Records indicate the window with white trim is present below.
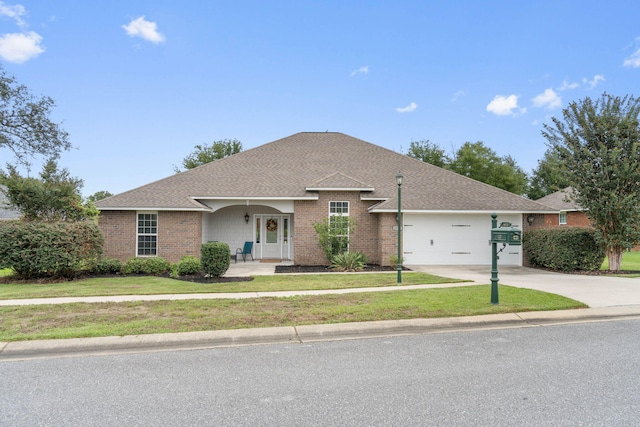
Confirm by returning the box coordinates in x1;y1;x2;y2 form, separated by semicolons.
559;211;567;225
329;201;350;254
137;212;158;256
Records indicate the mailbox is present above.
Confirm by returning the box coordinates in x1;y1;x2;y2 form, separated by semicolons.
491;225;522;246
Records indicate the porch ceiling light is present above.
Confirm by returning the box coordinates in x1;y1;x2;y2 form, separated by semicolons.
244;213;250;224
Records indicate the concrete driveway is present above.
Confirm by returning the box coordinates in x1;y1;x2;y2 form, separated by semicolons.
410;265;640;308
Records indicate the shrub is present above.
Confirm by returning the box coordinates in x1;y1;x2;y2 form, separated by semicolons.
0;220;103;279
388;254;405;269
175;255;201;276
313;216;357;264
142;257;171;275
331;251;368;272
201;242;230;278
524;227;605;271
121;257;170;275
91;258;123;275
121;257;146;275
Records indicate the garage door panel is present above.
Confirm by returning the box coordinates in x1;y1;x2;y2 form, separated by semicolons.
403;214;521;266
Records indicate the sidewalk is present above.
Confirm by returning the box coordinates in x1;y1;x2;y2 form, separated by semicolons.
2;264;640;360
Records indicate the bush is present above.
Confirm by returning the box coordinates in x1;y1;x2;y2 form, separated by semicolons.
201;242;230;278
331;251;368;272
524;227;605;271
91;258;123;275
175;255;201;276
121;257;170;275
0;220;103;279
121;257;146;275
388;254;405;269
142;257;171;275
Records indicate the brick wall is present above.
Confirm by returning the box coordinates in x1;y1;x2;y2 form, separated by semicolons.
98;210;203;263
377;213;399;266
98;210;136;262
157;211;202;263
293;192;380;265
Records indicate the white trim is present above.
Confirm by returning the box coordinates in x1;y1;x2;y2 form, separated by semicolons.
370;209;559;214
191;196;318;201
99;207;210;212
305;187;374;192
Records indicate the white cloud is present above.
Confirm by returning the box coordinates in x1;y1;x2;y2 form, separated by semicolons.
122;16;165;44
396;102;417;113
350;65;369;77
486;94;524;116
0;31;44;63
583;74;605;88
624;44;640;68
557;80;579;91
532;88;562;110
0;1;26;27
451;90;465;102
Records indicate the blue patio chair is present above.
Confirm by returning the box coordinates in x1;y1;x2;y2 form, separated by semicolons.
235;241;254;263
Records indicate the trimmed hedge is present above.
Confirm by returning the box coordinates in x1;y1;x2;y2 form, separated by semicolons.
91;258;123;275
201;242;230;278
175;255;201;276
0;220;103;279
121;257;171;275
524;227;605;271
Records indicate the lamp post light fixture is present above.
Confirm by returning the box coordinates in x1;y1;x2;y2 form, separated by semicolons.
396;172;403;284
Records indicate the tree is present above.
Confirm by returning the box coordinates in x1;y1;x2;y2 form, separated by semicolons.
406;139;450;167
527;148;571;200
0;159;97;222
448;141;529;195
174;139;243;172
542;93;640;271
0;65;71;166
87;190;113;203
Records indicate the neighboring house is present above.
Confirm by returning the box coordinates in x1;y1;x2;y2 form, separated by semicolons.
0;185;20;221
95;132;554;266
526;187;590;229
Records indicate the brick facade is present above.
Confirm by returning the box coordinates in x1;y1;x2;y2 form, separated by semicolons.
98;210;202;263
98;210;136;262
293;191;381;265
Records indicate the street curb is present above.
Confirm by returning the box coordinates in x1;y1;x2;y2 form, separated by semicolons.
2;306;639;360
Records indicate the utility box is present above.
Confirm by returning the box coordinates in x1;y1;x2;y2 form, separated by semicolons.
491;226;522;246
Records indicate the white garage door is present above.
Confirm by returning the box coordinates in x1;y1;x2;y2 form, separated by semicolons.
403;214;522;266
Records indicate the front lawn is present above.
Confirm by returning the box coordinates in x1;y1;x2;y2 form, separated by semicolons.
0;272;466;300
0;285;586;342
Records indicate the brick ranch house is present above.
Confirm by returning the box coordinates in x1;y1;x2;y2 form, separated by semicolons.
524;187;590;231
96;132;555;266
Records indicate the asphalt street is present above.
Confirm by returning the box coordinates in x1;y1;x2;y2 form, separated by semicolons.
2;318;638;426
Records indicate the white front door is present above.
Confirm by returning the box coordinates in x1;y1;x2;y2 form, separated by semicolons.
259;215;290;259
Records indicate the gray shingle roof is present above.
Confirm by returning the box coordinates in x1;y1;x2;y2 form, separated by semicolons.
536;187;582;211
96;132;554;213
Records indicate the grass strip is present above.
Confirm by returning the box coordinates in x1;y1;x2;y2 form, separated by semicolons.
0;285;586;342
0;272;465;300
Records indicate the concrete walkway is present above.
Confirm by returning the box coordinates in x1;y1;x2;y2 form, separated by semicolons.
2;262;640;360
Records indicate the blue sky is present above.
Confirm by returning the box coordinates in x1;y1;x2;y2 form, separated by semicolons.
1;1;639;197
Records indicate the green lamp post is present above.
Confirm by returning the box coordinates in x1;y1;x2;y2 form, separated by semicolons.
396;172;403;284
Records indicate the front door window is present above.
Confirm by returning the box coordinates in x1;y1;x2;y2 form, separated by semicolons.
266;217;278;244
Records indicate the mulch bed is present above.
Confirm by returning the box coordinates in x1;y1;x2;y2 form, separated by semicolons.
275;264;410;274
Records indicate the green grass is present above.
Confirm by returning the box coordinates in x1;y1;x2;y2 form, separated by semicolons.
0;285;586;341
0;272;465;300
601;251;640;275
0;268;12;278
